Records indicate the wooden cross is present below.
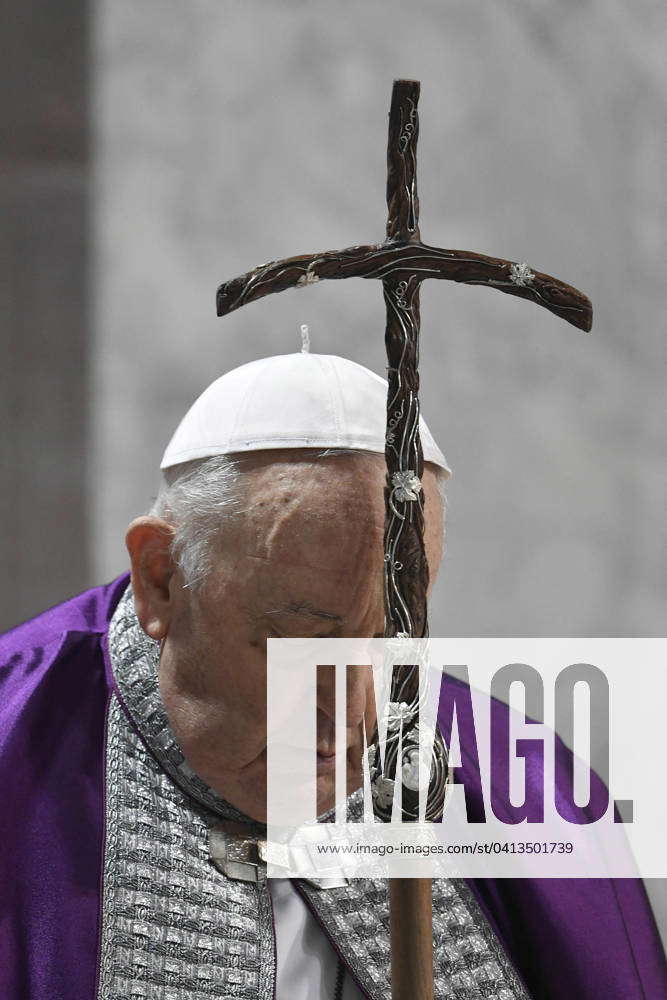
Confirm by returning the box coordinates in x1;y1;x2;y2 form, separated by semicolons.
216;79;592;1000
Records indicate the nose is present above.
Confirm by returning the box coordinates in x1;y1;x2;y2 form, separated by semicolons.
316;663;336;723
315;664;372;730
346;664;371;728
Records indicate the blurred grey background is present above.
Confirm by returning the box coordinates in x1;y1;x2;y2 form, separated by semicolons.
2;0;665;941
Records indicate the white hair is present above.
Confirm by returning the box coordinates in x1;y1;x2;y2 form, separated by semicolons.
151;450;447;590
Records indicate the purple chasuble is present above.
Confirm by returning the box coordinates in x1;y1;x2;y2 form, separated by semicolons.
0;576;665;999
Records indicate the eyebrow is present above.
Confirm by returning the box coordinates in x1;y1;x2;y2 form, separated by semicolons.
264;601;343;623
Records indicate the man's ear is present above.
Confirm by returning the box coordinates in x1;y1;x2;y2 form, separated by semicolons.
125;516;177;640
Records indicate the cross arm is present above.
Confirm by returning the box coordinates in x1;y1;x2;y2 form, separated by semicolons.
215;245;375;317
216;241;592;332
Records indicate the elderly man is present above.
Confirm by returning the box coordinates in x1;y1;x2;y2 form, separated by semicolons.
1;352;665;1000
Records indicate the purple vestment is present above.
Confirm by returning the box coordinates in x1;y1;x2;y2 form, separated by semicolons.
1;576;665;999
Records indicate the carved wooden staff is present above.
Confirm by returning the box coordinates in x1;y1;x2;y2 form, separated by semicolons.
217;79;592;999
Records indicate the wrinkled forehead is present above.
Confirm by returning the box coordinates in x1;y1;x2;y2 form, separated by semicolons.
199;451;443;623
240;453;387;558
228;451;443;570
189;454;389;627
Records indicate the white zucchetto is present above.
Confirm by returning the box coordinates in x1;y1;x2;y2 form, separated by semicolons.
161;352;451;476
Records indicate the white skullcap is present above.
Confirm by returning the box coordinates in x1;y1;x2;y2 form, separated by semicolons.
161;352;451;477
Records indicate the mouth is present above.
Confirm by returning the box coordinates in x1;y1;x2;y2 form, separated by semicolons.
316;740;358;773
316;750;337;772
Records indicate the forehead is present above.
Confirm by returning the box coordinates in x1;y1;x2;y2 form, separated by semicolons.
201;455;382;627
203;453;444;628
229;452;441;574
241;454;386;557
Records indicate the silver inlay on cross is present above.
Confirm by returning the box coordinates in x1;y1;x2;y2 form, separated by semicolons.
509;261;535;287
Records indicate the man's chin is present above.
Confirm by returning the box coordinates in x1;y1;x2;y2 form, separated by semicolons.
316;773;335;817
316;767;364;818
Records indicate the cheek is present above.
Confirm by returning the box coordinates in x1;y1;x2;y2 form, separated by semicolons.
214;633;268;717
186;607;268;724
425;518;444;582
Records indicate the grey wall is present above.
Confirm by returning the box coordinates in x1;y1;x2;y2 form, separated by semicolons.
1;1;90;629
92;0;666;643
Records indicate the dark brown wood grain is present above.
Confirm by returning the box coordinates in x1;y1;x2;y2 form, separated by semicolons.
390;879;434;1000
217;240;592;332
382;80;434;1000
386;79;421;242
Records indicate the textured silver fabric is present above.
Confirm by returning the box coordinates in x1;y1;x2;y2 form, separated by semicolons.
97;696;275;999
298;878;529;1000
98;586;275;999
99;584;530;1000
